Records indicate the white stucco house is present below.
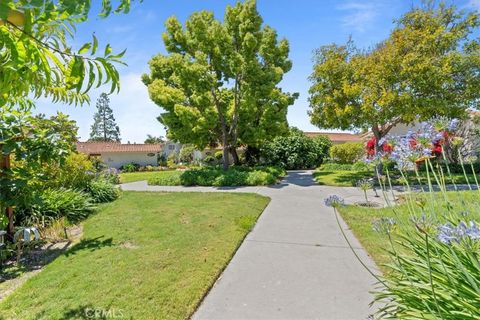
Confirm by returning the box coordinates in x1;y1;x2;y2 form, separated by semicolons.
76;142;162;169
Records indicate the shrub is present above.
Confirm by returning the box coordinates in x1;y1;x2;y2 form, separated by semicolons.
148;171;182;186
43;153;95;190
148;167;284;187
17;188;95;225
167;153;177;169
179;144;196;164
352;161;370;171
416;161;480;174
121;162;140;173
87;179;120;203
98;168;120;184
214;151;224;160
202;155;217;165
261;130;332;169
329;142;364;164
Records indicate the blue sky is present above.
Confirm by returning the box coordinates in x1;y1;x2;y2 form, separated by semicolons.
36;0;480;143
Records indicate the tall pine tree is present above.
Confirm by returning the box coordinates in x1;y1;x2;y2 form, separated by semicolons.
89;93;121;142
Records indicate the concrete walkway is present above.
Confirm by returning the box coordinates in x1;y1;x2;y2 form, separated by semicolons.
121;171;381;320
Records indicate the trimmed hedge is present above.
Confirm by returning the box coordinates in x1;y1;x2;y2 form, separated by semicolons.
148;166;285;187
416;161;480;174
329;142;364;164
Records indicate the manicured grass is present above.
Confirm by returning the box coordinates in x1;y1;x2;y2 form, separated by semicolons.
338;191;480;272
119;170;178;183
313;169;371;186
313;167;479;187
0;192;270;319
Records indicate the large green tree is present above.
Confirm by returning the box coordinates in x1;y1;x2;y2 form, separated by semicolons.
308;3;480;150
0;0;135;237
89;93;121;142
143;0;297;170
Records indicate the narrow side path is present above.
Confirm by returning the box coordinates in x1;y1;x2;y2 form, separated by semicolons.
121;171;380;320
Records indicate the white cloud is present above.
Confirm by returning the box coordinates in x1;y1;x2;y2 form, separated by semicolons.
107;73;166;143
337;1;381;33
34;73;166;143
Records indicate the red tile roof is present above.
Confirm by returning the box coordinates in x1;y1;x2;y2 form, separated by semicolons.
76;142;162;154
303;132;363;143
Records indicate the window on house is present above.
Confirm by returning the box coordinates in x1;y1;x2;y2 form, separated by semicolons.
168;145;175;150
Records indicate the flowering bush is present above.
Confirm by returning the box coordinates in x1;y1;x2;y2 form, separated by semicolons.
327;117;480;319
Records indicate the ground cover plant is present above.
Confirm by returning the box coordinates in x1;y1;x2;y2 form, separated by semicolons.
325;117;480;319
0;192;270;319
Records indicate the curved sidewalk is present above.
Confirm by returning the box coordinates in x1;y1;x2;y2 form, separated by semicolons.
121;171;381;320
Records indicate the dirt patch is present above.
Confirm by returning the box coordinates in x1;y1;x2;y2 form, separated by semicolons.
119;241;139;250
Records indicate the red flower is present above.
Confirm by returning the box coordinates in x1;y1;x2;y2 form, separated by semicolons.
366;138;376;150
383;143;393;153
432;144;442;155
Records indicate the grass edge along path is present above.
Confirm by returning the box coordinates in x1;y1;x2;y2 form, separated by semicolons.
0;191;270;320
336;191;480;273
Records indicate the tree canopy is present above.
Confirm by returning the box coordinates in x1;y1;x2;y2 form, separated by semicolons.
89;93;121;142
142;0;297;169
0;0;135;111
308;3;480;147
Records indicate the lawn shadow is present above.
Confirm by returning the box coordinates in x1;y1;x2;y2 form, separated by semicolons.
1;241;71;283
268;170;319;188
59;304;129;320
64;237;113;257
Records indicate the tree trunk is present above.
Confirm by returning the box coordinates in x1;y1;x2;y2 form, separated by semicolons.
222;129;230;171
372;125;384;176
230;147;240;165
222;145;230;171
0;153;14;239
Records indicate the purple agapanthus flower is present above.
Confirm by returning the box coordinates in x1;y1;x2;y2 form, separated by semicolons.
324;195;345;207
432;133;444;144
437;221;480;244
466;221;480;240
437;223;458;244
448;119;460;131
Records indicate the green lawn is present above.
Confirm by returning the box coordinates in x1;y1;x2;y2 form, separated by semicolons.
313;169;371;186
338;191;480;272
0;192;270;319
313;167;479;187
119;170;178;183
